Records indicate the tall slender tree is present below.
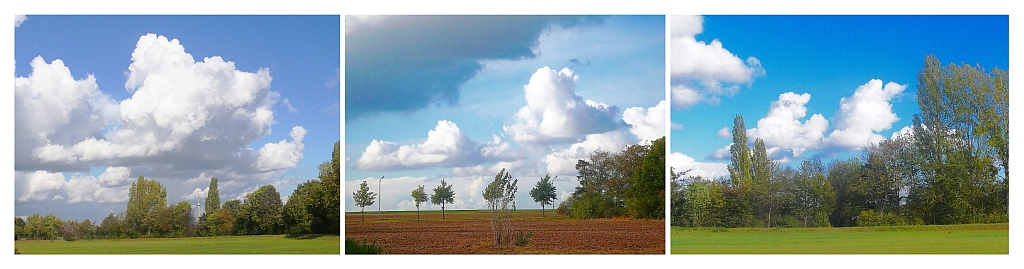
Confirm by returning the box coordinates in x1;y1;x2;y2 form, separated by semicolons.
206;177;221;215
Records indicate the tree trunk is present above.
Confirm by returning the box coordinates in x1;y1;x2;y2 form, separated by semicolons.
416;206;420;220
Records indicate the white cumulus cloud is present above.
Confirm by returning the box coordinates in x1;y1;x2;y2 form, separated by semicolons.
747;92;828;158
824;79;906;151
255;126;307;171
623;100;667;143
353;120;480;171
15;15;27;27
670;152;729;180
504;66;621;145
670;15;764;108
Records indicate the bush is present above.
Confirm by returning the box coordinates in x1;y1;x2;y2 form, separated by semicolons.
345;237;383;254
857;210;908;226
514;232;532;247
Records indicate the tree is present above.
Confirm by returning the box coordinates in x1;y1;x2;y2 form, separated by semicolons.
206;177;221;215
628;137;666;219
483;169;518;246
411;185;429;220
15;217;26;240
912;54;1007;225
727;115;753;187
283;180;313;234
174;201;195;237
125;175;167;237
530;174;558;217
750;138;781;227
352;181;376;222
431;179;455;219
239;185;284;235
827;158;864;227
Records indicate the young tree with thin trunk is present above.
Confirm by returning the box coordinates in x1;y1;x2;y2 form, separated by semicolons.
411;185;428;220
530;174;557;217
431;179;455;219
352;181;376;222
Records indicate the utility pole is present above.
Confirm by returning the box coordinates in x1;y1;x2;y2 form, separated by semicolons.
378;176;384;219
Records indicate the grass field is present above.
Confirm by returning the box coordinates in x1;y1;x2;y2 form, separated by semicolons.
670;223;1008;254
14;234;340;254
346;209;664;254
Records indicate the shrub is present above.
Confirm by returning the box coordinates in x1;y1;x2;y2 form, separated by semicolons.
857;210;908;226
514;232;533;247
345;237;383;254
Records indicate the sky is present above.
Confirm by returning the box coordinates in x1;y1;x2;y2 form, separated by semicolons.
669;15;1009;180
345;15;666;212
14;15;341;222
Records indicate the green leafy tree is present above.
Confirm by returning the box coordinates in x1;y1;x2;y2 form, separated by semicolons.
283;180;314;234
484;169;518;246
728;115;753;187
411;185;429;220
827;158;865;227
431;179;455;219
353;181;376;221
750;138;781;227
206;177;221;215
627;137;666;219
240;185;284;235
15;217;26;240
174;201;195;237
530;174;558;217
125;175;167;237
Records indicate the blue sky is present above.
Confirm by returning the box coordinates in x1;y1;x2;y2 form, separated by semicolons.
345;15;665;212
669;15;1009;179
14;15;340;221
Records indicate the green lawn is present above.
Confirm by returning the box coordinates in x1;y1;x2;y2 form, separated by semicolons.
671;223;1008;254
14;234;340;254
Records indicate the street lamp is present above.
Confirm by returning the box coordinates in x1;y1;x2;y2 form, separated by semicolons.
378;176;384;219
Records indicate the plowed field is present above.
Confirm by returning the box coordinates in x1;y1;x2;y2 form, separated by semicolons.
345;210;664;254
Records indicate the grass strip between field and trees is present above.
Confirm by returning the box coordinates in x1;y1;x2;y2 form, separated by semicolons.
671;223;1008;254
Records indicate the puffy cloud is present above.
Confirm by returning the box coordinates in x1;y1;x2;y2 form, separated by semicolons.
16;171;130;204
18;34;290;174
707;143;732;160
747;92;828;158
670;152;729;180
504;67;621;145
543;130;633;176
255;126;307;171
97;166;134;187
353;120;480;171
671;85;704;109
824;79;906;151
345;15;603;120
670;15;764;108
14;56;115;172
716;127;731;139
623;100;667;143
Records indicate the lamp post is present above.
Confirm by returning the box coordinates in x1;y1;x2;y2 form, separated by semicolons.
378;176;384;219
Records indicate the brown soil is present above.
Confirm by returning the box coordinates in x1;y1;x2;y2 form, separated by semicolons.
345;211;665;254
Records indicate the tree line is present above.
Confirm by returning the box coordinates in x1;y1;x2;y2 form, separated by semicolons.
671;55;1008;228
15;141;341;241
556;137;666;220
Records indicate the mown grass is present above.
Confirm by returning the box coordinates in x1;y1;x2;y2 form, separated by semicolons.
14;234;340;254
670;223;1008;254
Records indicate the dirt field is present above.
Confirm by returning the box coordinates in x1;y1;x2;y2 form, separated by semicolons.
345;210;664;254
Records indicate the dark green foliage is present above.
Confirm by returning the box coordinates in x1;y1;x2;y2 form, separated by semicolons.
125;176;167;237
283;180;313;234
628;137;666;219
345;237;384;254
561;138;663;219
206;177;221;214
431;179;455;219
238;185;284;235
529;174;557;217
